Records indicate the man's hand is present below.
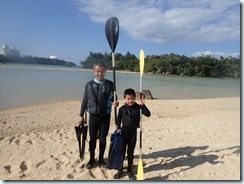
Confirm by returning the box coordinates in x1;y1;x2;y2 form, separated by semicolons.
113;100;119;107
78;116;84;125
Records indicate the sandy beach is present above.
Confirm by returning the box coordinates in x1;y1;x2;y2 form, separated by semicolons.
0;97;240;180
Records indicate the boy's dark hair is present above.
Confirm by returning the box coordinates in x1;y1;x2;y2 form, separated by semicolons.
124;88;136;98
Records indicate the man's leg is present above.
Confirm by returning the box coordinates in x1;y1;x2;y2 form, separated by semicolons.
86;114;100;169
98;114;110;167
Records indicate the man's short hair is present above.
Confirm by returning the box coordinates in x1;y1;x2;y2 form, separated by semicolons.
93;63;107;69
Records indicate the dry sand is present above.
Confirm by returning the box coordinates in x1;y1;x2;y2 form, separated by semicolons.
0;97;240;180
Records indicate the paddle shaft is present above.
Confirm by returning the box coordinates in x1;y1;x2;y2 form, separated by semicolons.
112;52;117;124
139;49;144;156
137;50;144;180
139;76;143;155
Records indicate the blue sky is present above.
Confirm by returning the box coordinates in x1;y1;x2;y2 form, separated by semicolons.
0;0;241;66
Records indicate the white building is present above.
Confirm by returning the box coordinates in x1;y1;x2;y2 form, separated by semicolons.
49;55;58;59
0;45;20;57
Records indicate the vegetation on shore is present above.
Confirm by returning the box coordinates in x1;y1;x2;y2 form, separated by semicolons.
81;52;240;78
0;52;240;79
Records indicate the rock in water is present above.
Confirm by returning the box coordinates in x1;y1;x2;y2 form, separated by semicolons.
136;90;153;100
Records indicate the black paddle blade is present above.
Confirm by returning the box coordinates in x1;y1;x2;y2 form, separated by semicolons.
105;17;119;53
75;125;82;140
81;125;88;161
75;125;82;159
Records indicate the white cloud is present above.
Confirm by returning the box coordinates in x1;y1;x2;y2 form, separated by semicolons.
73;0;240;44
192;50;240;58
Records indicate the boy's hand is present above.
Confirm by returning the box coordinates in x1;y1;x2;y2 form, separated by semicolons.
116;127;122;133
139;93;145;106
139;99;145;106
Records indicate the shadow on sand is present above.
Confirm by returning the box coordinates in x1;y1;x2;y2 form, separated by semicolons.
133;145;240;180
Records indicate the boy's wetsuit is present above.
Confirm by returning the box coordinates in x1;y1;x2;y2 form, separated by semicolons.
117;102;151;173
80;78;114;164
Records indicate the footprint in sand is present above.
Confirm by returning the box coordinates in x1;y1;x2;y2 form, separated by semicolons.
9;137;15;144
26;139;36;145
4;164;19;174
68;158;86;173
51;153;70;167
39;133;48;141
4;165;11;172
9;137;36;145
56;162;62;170
74;162;85;172
67;173;75;179
8;137;22;145
56;154;70;164
20;160;32;175
65;171;82;179
0;137;5;142
87;167;110;180
36;159;47;169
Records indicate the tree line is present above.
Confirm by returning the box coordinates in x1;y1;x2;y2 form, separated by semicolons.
0;55;76;66
81;52;240;78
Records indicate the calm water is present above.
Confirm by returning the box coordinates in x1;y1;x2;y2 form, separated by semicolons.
0;63;240;111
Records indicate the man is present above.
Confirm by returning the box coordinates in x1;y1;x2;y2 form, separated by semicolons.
80;63;119;169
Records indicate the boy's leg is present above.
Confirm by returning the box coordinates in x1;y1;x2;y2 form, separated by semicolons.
127;130;137;180
127;141;135;172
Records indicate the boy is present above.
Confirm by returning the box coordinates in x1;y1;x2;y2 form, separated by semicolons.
80;63;119;169
114;88;151;180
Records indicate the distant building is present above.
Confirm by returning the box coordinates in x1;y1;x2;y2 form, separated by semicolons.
49;55;58;59
0;45;20;57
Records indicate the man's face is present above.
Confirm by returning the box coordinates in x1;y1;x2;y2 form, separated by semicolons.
125;95;136;106
93;66;106;81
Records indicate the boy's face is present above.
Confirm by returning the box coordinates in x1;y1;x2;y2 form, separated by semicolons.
125;94;136;106
93;66;106;81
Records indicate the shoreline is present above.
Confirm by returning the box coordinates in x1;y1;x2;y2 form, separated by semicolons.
1;63;137;74
0;95;240;112
1;63;240;79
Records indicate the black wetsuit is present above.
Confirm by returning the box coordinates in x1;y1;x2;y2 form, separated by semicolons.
117;103;151;173
80;79;114;163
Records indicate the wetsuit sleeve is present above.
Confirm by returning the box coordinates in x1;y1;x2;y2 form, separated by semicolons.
80;83;89;117
141;104;151;117
109;80;117;101
109;80;114;92
117;107;123;128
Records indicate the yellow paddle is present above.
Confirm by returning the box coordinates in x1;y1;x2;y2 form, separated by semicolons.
137;49;144;180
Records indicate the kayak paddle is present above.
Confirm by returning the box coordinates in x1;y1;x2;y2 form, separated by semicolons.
81;112;88;161
105;17;119;124
137;49;145;180
75;111;88;161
